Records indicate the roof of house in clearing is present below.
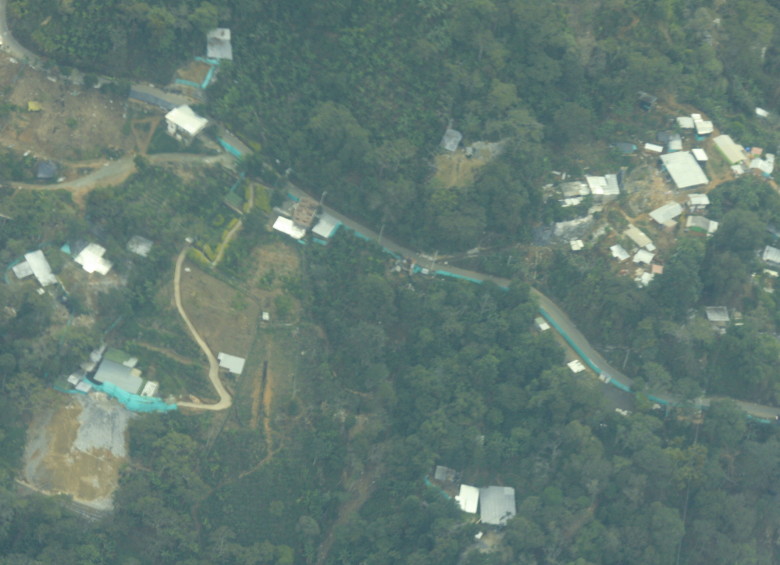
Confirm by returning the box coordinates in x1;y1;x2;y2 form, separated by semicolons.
694;119;714;135
624;225;652;248
93;359;143;395
456;484;480;514
479;486;516;525
677;116;695;128
691;148;708;162
218;352;246;375
610;244;630;262
36;160;57;179
686;215;719;234
165;105;208;137
762;245;780;264
713;134;746;165
660;152;708;189
434;465;457;482
633;249;655;264
11;261;33;279
705;306;730;323
75;243;112;275
312;213;341;239
649;202;683;225
440;128;463;152
24;250;57;286
273;216;306;239
207;28;233;60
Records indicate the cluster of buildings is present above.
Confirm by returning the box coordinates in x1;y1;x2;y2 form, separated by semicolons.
65;346;159;399
272;195;343;244
432;466;517;526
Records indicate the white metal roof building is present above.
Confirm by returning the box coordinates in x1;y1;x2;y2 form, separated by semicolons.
644;143;663;154
624;225;652;248
713;134;746;165
479;486;516;526
93;359;143;395
660;152;708;189
687;193;709;211
11;261;33;280
312;213;341;240
24;250;57;286
206;28;233;60
677;116;695;129
633;249;655;264
75;243;112;275
440;128;462;152
762;245;780;266
456;484;479;514
273;216;306;240
165;106;208;140
610;244;630;262
691;148;708;162
705;306;730;324
649;202;683;226
218;352;246;375
686;216;719;235
567;360;585;373
694;119;713;135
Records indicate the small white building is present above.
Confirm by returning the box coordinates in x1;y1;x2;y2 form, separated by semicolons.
75;243;112;275
456;484;480;514
569;239;584;251
534;316;550;331
610;244;630;262
677;116;695;129
644;142;663;154
273;216;306;240
218;352;246;376
165;105;208;143
633;249;655;265
311;213;341;240
24;250;57;286
691;148;708;163
567;360;585;373
686;216;719;235
687;193;709;212
140;381;160;397
206;28;233;60
762;245;780;267
11;261;33;280
756;107;770;118
624;225;652;249
694;118;714;136
440;128;462;152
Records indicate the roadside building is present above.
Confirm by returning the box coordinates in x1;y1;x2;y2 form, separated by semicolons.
218;352;246;376
24;250;57;286
534;317;550;331
140;381;159;397
660;152;708;190
456;484;480;514
165;105;208;143
686;216;719;235
649;202;683;227
567;360;585;373
311;212;342;241
713;134;746;165
273;217;306;240
479;486;516;526
206;28;233;60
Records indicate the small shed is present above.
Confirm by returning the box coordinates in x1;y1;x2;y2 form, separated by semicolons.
456;484;480;514
686;216;719;235
644;143;663;154
610;244;630;262
218;352;246;376
140;381;159;397
624;225;652;249
206;28;233;60
479;486;516;526
691;148;708;162
687;193;709;212
93;359;143;395
74;243;112;275
534;316;550;331
312;213;341;240
560;181;590;198
569;239;584;251
35;160;57;180
11;261;33;280
434;465;457;483
694;119;713;136
705;306;730;327
756;107;770;118
677;116;695;129
24;250;57;286
127;235;154;257
440;128;463;152
635;271;654;287
567;360;585;373
762;245;780;267
633;249;655;265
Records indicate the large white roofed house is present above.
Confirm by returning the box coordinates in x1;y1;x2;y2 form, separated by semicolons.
24;250;57;286
660;152;708;190
456;484;479;514
74;243;112;275
165;105;208;143
206;28;233;60
479;486;516;526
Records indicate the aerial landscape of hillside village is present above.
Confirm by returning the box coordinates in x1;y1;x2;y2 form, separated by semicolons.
7;1;780;564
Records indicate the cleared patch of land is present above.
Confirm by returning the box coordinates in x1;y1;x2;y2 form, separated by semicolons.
22;394;132;511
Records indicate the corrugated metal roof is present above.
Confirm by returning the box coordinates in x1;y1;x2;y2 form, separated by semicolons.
166;105;208;138
218;352;246;375
207;28;233;60
440;128;462;152
93;359;143;395
24;250;57;286
660;152;708;189
649;202;683;225
456;484;479;514
713;134;746;165
479;486;516;525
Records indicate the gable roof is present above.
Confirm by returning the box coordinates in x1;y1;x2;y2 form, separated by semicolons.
649;202;683;225
660;152;708;189
166;105;208;137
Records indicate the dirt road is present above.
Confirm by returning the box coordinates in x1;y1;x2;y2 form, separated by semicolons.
172;246;232;412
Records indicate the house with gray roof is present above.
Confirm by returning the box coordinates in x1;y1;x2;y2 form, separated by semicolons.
92;359;143;395
479;486;516;526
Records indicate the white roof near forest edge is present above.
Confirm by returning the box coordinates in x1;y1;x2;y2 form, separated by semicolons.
456;484;479;514
273;216;306;239
688;193;709;207
713;134;746;165
312;213;341;239
660;152;708;189
218;352;246;375
479;486;516;525
649;202;683;225
686;216;719;234
207;28;233;60
441;128;462;152
165;105;208;137
610;244;630;262
24;250;57;286
567;360;585;373
762;245;780;265
75;243;112;275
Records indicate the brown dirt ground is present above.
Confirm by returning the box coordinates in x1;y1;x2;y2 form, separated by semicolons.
176;60;211;84
179;264;260;358
433;150;491;189
246;242;302;318
1;56;134;162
